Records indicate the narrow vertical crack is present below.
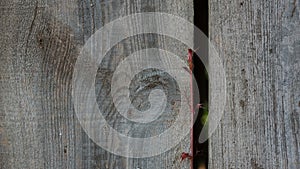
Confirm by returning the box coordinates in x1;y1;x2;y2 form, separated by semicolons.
25;1;38;55
291;0;297;17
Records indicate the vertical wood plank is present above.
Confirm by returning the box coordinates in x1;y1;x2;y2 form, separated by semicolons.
0;0;193;169
209;0;299;168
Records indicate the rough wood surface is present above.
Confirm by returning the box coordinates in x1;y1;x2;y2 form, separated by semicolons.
209;0;299;168
0;0;193;169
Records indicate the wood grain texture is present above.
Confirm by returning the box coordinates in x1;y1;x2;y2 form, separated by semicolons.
0;0;194;169
209;0;299;168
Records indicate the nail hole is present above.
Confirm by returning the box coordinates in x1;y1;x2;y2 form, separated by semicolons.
64;146;67;154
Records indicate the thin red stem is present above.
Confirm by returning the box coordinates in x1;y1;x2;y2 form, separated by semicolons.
189;50;194;169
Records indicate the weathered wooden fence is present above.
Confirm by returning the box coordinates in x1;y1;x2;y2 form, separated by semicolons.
1;0;299;169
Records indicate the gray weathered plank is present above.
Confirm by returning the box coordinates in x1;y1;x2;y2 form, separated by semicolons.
209;0;299;168
0;0;193;169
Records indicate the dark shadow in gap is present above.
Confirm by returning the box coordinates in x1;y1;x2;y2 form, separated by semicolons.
193;0;208;168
